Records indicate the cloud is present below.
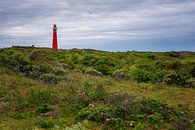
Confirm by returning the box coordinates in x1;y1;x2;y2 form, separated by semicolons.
0;0;195;50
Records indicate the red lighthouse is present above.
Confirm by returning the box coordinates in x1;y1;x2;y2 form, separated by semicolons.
52;24;58;50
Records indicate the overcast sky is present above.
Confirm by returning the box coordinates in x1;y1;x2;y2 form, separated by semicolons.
0;0;195;51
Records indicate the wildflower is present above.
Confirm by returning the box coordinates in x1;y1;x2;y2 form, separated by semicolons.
106;118;110;122
88;103;96;108
130;121;134;126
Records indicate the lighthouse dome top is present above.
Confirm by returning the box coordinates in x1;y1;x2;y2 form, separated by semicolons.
53;24;57;31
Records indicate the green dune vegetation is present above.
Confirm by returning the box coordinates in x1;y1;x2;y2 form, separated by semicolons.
0;47;195;130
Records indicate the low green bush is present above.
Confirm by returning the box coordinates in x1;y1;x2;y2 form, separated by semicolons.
0;91;6;98
105;93;135;118
52;66;66;76
135;122;145;130
35;104;53;115
29;50;54;62
79;81;108;103
36;119;54;128
11;112;26;119
128;114;147;122
113;69;130;80
107;118;126;130
191;66;195;77
84;68;103;76
28;90;59;107
75;105;123;123
185;79;195;88
148;112;162;124
163;72;190;86
11;111;35;119
129;69;165;83
95;65;111;75
40;74;63;84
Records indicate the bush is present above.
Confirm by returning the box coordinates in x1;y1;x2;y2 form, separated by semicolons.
40;74;63;84
29;50;54;62
191;67;195;77
172;117;192;130
107;118;126;130
135;122;145;130
185;79;195;88
128;114;147;122
148;112;162;124
0;91;6;98
163;72;189;86
130;68;166;83
105;93;134;115
52;66;66;76
129;69;151;83
76;105;123;123
76;81;108;105
36;119;54;128
62;63;74;70
81;55;99;66
95;65;111;75
113;69;130;80
28;90;59;107
84;68;103;76
140;98;170;115
166;51;181;58
11;111;35;119
11;112;25;119
35;104;53;115
163;72;177;84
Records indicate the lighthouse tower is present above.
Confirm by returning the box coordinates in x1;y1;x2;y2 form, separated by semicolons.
52;24;58;50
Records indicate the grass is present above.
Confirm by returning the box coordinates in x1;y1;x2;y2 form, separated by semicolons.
0;47;194;129
107;81;195;111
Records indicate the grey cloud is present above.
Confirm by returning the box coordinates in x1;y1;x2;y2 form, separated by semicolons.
0;0;195;47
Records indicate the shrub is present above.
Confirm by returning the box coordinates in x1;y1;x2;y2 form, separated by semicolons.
130;68;166;83
11;112;25;119
107;118;126;130
25;64;42;78
0;91;6;98
29;50;53;62
81;55;99;66
166;51;181;58
76;81;108;105
28;90;59;107
40;74;63;84
52;66;66;76
128;114;147;122
76;105;123;123
135;122;145;130
184;79;195;88
95;65;111;75
163;72;177;84
113;69;130;80
129;69;150;83
148;112;162;124
105;93;134;111
62;63;74;70
35;104;53;115
11;111;35;119
140;98;170;115
36;119;54;128
84;68;103;76
191;67;195;77
3;52;29;73
163;72;189;86
172;117;192;130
